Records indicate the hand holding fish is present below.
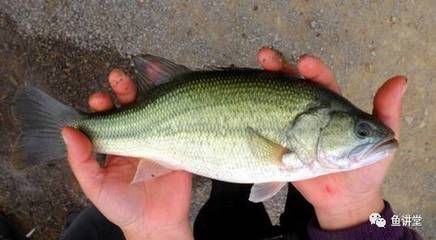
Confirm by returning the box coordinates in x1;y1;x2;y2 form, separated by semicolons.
257;48;406;230
61;70;193;240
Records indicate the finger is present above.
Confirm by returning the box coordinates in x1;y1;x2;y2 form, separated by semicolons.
62;127;103;200
297;54;341;93
257;47;295;75
108;69;137;105
372;76;407;137
88;91;114;112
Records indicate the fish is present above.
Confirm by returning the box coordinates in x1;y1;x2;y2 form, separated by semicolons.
12;54;398;202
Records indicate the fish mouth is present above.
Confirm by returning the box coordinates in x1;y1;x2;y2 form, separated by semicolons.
350;137;399;165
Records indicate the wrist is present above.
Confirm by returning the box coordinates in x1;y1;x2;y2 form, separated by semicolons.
314;191;384;230
121;220;193;240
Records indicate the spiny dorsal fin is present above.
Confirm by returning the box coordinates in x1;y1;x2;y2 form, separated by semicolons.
132;54;191;94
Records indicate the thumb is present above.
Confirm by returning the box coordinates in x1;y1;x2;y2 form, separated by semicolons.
373;75;407;137
62;127;103;200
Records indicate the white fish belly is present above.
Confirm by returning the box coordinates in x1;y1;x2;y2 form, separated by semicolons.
95;136;297;183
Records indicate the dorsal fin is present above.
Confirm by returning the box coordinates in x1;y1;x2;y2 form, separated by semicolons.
132;54;191;94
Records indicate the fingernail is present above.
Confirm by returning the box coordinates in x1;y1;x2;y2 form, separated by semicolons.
402;76;408;95
297;53;316;64
259;46;272;51
61;128;70;145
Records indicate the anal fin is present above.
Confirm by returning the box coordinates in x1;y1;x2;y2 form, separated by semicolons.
131;159;174;184
96;153;108;168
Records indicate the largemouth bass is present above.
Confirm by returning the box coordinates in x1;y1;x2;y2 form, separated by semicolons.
13;55;398;202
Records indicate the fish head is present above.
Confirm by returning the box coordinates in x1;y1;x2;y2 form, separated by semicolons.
317;111;398;169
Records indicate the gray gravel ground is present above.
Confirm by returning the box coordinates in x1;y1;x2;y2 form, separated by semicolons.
0;1;435;239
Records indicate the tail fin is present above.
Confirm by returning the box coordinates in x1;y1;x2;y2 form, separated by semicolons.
12;87;83;169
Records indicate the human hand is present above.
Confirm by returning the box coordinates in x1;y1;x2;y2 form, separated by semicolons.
257;47;406;230
61;69;193;240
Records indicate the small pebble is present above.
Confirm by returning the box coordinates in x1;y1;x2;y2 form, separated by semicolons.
310;20;318;29
405;116;414;125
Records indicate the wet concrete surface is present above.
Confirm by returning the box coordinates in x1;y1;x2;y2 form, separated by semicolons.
0;1;435;239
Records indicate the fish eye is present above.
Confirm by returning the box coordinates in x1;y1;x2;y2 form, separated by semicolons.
355;122;372;138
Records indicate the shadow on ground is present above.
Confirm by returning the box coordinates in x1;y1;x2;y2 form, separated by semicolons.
0;14;211;239
0;14;131;239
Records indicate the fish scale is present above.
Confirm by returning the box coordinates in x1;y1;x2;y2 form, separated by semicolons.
72;70;317;182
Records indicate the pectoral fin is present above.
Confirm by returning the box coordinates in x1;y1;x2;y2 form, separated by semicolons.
247;127;289;165
249;182;287;202
131;159;174;183
281;152;306;169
